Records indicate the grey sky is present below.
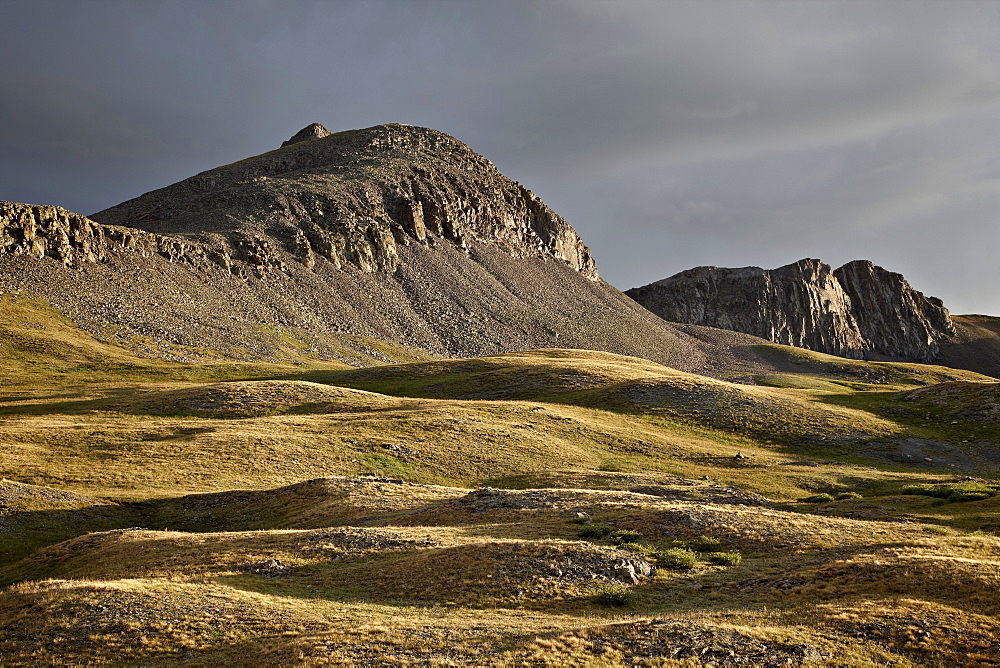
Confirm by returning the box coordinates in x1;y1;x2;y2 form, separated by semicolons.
3;0;1000;314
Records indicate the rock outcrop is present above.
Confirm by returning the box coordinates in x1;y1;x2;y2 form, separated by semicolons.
280;122;332;147
626;258;955;363
0;201;218;268
834;260;955;361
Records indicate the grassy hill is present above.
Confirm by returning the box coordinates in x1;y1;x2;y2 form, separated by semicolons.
0;292;353;387
3;303;1000;664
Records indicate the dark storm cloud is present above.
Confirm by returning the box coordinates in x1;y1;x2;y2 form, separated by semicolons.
2;0;1000;313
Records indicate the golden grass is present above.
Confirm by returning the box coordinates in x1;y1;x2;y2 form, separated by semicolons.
5;488;1000;665
4;312;1000;664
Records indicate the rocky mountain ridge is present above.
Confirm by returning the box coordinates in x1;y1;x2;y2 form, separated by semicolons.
0;124;772;376
626;258;956;363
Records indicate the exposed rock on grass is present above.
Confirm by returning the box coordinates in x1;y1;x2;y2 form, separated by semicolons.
457;487;563;512
298;527;438;555
0;479;98;512
628;484;771;507
525;618;828;666
241;558;290;575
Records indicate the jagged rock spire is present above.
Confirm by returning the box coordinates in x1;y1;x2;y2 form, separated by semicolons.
280;123;331;148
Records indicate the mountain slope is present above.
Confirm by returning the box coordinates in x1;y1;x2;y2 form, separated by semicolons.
91;123;598;277
5;342;1000;665
1;124;772;375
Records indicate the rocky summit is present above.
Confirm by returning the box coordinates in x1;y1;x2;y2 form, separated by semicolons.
0;124;766;374
627;258;956;363
280;122;332;147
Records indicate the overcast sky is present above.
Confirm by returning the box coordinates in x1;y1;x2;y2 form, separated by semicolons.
3;0;1000;314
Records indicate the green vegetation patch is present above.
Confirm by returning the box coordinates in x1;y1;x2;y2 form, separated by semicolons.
704;551;743;566
688;535;724;552
655;547;698;570
592;583;633;607
900;481;999;503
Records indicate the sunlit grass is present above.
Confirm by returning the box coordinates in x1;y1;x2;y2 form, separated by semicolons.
4;306;1000;664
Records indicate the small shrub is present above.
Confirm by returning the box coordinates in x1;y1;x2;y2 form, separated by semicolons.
949;482;997;497
593;583;632;607
578;524;614;539
617;542;655;555
609;529;644;545
900;482;997;503
655;547;697;570
703;551;742;567
570;516;591;525
901;483;945;498
689;535;723;552
923;525;952;535
835;492;863;500
803;493;834;503
948;489;993;503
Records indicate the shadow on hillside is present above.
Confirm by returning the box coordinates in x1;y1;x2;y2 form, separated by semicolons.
0;385;181;416
0;484;458;573
0;502;143;574
10;501;998;624
0;396;104;416
207;538;946;615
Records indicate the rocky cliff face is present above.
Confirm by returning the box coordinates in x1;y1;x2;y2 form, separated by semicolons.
627;258;955;363
833;260;955;361
0;124;774;377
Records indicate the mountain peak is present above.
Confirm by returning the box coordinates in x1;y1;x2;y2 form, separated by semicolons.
92;123;598;280
280;122;332;148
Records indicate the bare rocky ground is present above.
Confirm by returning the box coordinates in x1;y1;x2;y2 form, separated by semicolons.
0;217;775;379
